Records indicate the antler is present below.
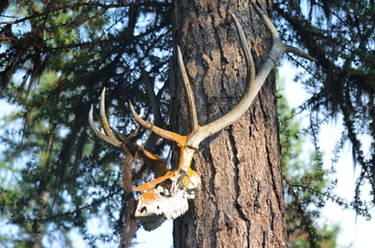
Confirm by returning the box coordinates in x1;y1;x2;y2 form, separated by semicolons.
89;88;168;178
89;1;316;231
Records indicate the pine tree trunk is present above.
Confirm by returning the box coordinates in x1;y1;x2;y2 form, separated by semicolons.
169;1;286;247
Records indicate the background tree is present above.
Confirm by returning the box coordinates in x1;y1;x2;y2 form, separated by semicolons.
278;82;340;247
274;0;375;210
0;0;374;247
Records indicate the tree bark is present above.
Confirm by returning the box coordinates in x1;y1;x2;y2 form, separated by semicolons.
170;0;286;247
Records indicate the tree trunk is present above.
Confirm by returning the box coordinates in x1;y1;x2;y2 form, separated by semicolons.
170;1;286;247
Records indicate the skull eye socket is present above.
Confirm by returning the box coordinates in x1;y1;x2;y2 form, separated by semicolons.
140;206;147;213
163;178;173;190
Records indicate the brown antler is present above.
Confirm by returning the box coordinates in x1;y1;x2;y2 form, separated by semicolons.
89;1;316;231
89;88;168;178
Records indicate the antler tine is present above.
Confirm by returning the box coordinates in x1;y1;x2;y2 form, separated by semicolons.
177;46;200;132
250;1;279;40
229;13;256;84
89;104;122;147
100;87;118;140
250;0;317;63
186;13;260;147
128;101;187;147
